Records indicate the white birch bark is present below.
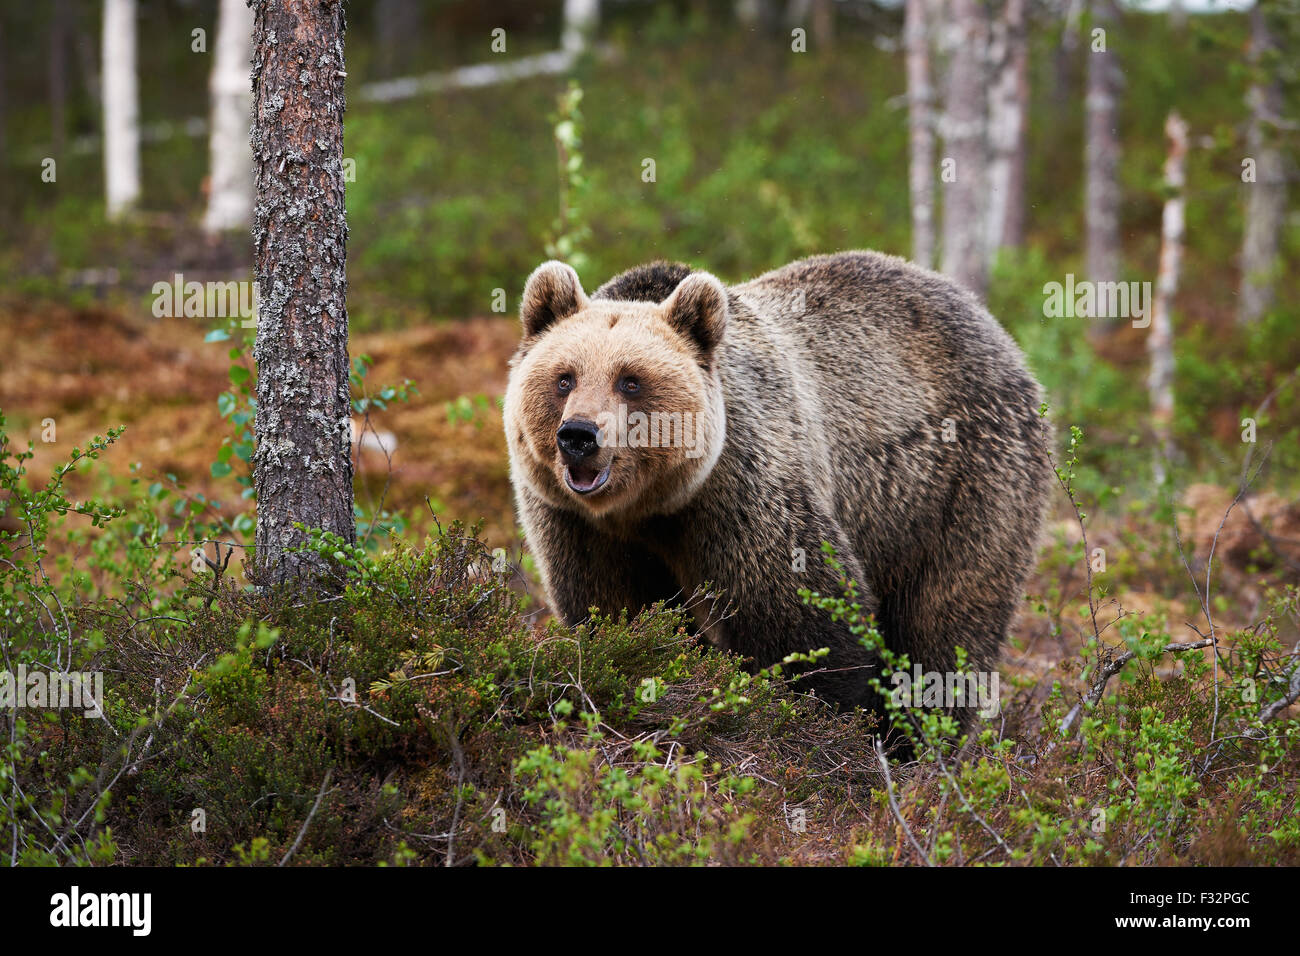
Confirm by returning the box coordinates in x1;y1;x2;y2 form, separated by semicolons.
905;0;936;268
203;0;255;234
1238;0;1287;325
940;0;991;298
985;0;1028;263
102;0;141;219
1085;0;1122;293
1149;112;1188;486
562;0;600;54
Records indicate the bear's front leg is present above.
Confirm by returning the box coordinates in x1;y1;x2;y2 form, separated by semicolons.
518;487;679;626
677;500;882;711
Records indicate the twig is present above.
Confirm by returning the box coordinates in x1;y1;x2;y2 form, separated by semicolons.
1058;639;1214;737
279;769;334;867
874;738;932;866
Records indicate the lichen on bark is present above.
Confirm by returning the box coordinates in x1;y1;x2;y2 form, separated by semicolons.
249;0;354;589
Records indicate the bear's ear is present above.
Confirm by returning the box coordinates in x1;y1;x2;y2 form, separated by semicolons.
520;260;588;339
662;272;728;361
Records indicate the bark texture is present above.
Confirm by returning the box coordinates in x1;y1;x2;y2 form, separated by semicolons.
102;0;141;219
251;0;355;588
940;0;991;298
204;0;255;233
905;0;936;268
1238;0;1288;325
1084;0;1122;295
986;0;1028;259
1149;112;1187;486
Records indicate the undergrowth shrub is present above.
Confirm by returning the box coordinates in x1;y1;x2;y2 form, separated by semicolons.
0;412;1296;866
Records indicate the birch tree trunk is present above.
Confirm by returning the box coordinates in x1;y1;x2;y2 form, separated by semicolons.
1238;0;1288;325
102;0;141;219
49;0;69;158
562;0;600;54
905;0;936;268
203;0;255;234
736;0;778;30
940;0;991;298
251;0;355;589
1084;0;1122;316
985;0;1029;261
376;0;421;77
1149;112;1187;486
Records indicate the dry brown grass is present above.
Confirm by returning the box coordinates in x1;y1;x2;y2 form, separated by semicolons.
0;300;521;547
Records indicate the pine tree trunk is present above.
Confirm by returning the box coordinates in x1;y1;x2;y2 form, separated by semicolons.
102;0;140;220
1052;0;1083;108
204;0;255;234
250;0;355;589
940;0;991;298
1084;0;1122;313
1149;112;1187;486
1238;0;1287;325
375;0;421;78
811;0;833;49
905;0;936;268
49;0;69;158
76;21;102;105
0;18;6;165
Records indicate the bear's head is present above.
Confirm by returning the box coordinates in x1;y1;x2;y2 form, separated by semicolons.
504;261;728;521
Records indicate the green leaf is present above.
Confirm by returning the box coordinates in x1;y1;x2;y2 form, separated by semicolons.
211;461;233;478
229;365;251;386
205;328;231;343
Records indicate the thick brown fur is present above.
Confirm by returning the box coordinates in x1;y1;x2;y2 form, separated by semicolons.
504;251;1053;719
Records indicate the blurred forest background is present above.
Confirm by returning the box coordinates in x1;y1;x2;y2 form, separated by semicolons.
3;0;1298;525
0;0;1298;866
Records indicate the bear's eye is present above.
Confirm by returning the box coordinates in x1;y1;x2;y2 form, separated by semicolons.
618;376;640;395
557;374;574;395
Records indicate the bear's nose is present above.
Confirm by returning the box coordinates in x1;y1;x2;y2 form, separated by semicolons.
557;419;601;463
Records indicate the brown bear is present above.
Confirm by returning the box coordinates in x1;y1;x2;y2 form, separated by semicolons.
503;251;1052;717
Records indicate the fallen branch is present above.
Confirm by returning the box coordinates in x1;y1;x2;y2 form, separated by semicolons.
1058;639;1214;738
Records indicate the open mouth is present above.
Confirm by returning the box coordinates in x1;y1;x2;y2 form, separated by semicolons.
564;462;611;495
